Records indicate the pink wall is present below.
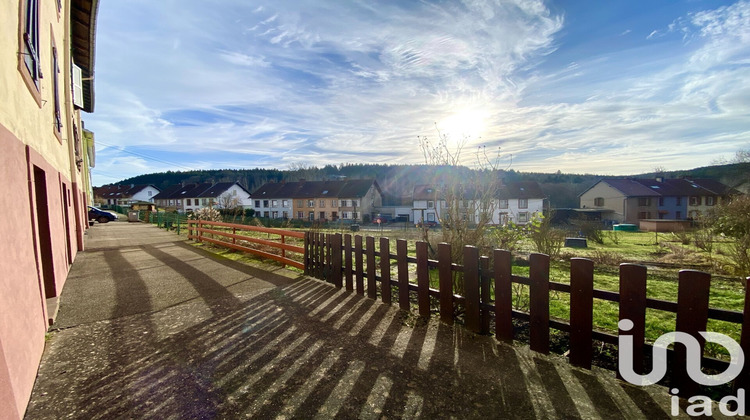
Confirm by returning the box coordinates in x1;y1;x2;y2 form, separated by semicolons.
0;124;80;418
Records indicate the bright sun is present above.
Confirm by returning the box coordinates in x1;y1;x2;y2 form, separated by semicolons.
436;109;488;141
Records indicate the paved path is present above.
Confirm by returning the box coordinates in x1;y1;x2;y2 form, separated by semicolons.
25;221;683;419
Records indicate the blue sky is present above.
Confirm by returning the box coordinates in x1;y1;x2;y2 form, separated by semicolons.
86;0;750;186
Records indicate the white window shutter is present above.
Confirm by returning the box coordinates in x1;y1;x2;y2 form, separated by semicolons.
72;63;84;108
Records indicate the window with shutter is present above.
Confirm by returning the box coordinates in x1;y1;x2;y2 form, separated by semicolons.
72;63;84;108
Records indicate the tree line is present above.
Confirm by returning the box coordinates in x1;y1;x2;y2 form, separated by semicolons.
109;162;749;209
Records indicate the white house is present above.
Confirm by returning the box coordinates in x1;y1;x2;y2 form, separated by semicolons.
94;184;160;206
412;181;546;226
152;182;252;213
411;185;445;225
488;181;546;225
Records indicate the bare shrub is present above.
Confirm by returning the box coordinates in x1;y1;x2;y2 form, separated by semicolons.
189;207;222;222
605;229;621;245
711;195;750;279
590;250;624;266
528;214;565;259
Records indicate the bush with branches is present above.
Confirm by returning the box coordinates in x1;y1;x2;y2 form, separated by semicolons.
188;207;222;222
710;195;750;280
528;213;565;259
417;128;509;295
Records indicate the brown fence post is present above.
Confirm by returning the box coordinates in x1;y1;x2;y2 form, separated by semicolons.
355;235;364;295
366;236;377;299
320;233;326;281
281;234;286;269
570;258;594;369
494;249;513;343
397;239;410;311
315;233;322;279
464;246;481;334
736;278;750;393
325;234;333;282
416;241;430;317
311;232;318;278
331;233;343;288
529;253;550;354
438;243;454;325
303;231;310;275
674;270;711;398
344;234;353;291
380;237;391;304
618;263;647;379
480;255;491;335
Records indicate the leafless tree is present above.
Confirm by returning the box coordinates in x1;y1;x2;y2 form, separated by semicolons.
418;128;509;294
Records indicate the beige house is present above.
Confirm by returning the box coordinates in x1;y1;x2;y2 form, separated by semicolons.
1;1;99;418
579;178;739;225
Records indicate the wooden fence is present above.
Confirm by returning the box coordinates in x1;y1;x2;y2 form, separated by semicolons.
187;220;305;269
304;232;750;396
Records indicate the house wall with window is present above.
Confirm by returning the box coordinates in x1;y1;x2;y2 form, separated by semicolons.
131;186;160;203
624;196;660;224
488;197;545;225
656;196;686;220
253;197;292;219
579;182;627;223
1;1;99;418
687;193;718;219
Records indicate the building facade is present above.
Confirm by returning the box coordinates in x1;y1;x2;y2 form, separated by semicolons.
251;179;382;222
94;184;160;207
0;1;99;418
579;178;739;224
152;182;252;213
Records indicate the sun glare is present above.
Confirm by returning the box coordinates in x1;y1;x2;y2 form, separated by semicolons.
436;109;488;141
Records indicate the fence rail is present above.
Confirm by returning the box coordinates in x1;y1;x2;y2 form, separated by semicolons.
187;220;305;269
304;231;750;397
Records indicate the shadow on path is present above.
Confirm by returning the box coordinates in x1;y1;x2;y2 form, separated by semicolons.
26;223;673;418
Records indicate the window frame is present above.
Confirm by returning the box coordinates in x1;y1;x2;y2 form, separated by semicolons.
51;44;62;137
18;0;42;105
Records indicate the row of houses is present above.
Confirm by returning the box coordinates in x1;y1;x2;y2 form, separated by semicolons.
249;179;548;225
1;1;100;418
94;176;741;228
94;179;548;225
579;177;740;225
250;179;383;222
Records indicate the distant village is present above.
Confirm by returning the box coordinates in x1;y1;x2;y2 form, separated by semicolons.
93;175;742;231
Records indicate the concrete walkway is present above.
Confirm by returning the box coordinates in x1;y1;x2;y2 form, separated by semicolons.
25;221;682;419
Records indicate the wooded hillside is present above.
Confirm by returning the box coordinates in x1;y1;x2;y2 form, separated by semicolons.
108;162;749;208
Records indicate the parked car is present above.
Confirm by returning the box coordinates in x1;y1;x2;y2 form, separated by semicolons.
88;206;118;223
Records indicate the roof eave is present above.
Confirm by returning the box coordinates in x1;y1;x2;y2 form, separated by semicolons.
71;0;99;112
